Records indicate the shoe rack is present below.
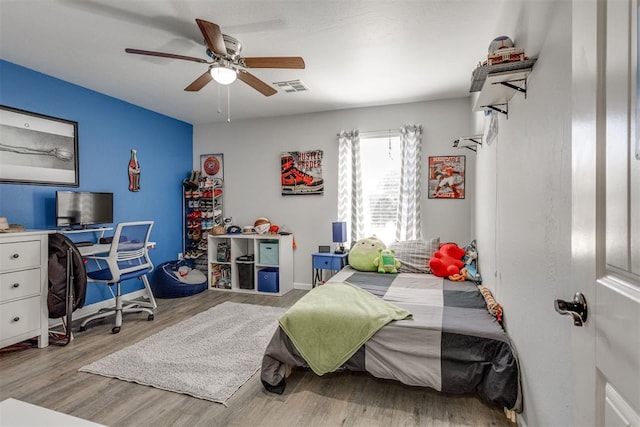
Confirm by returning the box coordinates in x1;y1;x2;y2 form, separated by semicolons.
183;170;224;273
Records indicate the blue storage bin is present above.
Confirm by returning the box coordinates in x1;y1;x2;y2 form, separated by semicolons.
259;242;279;265
258;267;279;293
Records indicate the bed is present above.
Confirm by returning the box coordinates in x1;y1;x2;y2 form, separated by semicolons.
260;265;522;413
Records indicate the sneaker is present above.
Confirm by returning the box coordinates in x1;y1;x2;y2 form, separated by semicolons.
281;155;295;171
281;166;324;187
183;170;195;190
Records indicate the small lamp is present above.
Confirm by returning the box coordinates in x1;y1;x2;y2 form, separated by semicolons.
332;221;347;254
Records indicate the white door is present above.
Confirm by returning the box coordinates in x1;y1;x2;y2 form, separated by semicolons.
571;0;640;425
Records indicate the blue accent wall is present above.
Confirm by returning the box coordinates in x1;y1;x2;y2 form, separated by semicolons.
0;59;192;304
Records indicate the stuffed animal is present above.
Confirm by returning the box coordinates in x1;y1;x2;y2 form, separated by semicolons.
373;248;400;274
462;239;483;283
348;236;386;272
428;242;466;278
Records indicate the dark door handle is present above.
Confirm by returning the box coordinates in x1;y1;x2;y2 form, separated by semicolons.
554;292;588;326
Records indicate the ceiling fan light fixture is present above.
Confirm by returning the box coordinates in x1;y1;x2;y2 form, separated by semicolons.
210;63;237;85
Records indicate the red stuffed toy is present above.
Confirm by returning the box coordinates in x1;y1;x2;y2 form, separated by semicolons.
429;243;466;277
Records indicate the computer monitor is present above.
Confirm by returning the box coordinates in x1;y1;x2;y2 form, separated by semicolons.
56;191;113;228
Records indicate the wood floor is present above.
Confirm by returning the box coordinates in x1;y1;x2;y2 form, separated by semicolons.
0;289;514;427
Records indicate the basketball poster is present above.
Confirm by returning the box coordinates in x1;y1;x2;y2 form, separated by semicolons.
200;153;223;180
428;155;465;199
281;150;324;195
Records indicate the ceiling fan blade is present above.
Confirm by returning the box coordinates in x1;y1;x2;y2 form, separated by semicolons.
125;48;208;64
184;70;213;91
196;19;227;57
242;57;305;69
237;70;277;96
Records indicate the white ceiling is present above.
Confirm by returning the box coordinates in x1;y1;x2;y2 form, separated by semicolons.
0;0;514;125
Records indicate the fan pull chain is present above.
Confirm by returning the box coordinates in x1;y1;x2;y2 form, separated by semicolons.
227;85;231;122
217;85;222;115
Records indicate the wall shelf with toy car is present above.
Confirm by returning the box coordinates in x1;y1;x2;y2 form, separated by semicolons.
453;135;484;152
470;34;537;119
471;61;536;118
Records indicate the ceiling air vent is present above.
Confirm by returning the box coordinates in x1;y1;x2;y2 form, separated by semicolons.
272;80;308;93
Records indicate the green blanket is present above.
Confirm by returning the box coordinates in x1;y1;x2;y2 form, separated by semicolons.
278;282;412;376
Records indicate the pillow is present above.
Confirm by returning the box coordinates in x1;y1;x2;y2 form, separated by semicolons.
389;238;440;274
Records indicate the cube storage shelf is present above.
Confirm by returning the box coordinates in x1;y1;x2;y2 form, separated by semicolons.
207;233;293;296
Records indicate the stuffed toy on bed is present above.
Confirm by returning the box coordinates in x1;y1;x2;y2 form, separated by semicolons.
373;248;400;274
462;239;483;283
348;236;386;272
428;242;465;278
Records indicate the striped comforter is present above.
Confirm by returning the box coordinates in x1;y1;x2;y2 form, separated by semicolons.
261;267;522;412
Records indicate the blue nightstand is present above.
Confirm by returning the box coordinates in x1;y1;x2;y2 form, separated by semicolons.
312;252;349;287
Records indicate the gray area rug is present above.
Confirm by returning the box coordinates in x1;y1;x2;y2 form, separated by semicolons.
79;301;286;405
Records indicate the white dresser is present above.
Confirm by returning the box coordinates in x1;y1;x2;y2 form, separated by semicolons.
0;231;52;349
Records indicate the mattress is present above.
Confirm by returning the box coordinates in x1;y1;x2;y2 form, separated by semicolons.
261;266;522;412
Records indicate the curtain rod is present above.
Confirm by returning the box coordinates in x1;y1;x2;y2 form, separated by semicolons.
336;128;401;137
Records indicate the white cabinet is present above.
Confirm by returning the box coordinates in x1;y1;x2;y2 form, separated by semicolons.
207;234;294;296
0;231;51;349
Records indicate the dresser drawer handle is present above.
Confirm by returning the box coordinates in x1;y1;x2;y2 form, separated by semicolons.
11;253;20;259
12;317;20;322
12;283;20;288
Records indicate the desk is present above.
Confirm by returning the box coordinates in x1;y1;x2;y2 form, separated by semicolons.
77;243;110;256
78;242;156;257
312;252;348;287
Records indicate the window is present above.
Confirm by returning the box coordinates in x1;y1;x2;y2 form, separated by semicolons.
359;135;401;244
338;125;423;246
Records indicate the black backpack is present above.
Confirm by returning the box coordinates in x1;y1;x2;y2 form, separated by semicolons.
48;233;87;319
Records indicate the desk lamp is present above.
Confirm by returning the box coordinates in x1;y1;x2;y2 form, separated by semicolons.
332;222;347;254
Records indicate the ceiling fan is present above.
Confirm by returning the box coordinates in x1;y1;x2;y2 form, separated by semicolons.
125;18;305;96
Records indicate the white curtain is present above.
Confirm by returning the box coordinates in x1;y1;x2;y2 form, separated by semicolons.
395;124;423;241
337;130;362;244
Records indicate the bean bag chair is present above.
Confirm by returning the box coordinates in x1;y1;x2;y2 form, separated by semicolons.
151;260;207;298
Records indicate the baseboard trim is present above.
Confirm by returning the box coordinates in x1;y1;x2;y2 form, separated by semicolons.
293;282;312;291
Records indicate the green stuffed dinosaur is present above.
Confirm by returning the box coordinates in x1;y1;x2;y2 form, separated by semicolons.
348;236;386;272
373;248;400;274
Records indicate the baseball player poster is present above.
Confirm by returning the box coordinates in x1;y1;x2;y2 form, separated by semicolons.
428;155;465;199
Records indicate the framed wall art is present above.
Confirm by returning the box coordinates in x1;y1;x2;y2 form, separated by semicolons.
281;150;324;195
201;153;224;180
428;155;465;199
0;105;79;186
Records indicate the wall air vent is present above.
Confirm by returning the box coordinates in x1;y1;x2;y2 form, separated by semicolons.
272;80;309;93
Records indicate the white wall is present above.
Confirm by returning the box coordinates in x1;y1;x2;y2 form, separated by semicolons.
194;98;474;287
474;0;573;425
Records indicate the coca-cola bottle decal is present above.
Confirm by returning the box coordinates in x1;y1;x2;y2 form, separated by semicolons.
128;149;140;192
